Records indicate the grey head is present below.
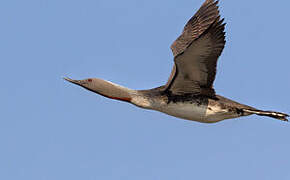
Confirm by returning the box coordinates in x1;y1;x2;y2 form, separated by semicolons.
64;77;134;102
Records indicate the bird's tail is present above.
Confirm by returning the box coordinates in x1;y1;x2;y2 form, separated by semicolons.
243;109;289;121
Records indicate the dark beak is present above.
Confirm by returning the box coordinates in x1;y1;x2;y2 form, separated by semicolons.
64;77;85;86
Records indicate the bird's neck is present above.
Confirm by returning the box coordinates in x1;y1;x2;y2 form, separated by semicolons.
83;78;155;109
90;79;134;103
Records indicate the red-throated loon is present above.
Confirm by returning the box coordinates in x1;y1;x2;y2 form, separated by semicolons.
65;0;288;123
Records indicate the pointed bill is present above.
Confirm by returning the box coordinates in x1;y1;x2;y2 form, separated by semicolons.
63;77;84;86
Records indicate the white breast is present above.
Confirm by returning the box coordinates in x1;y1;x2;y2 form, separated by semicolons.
156;102;239;123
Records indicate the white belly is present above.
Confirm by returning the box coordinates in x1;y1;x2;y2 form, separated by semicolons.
156;102;240;123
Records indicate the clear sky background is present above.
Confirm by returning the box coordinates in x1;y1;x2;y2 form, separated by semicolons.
1;0;290;179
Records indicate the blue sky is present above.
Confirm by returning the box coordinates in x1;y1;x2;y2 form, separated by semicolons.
1;0;290;179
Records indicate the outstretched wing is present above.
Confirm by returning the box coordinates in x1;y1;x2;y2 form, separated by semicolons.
165;0;226;97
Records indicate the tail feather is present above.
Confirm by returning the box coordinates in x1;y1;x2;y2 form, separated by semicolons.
243;109;289;121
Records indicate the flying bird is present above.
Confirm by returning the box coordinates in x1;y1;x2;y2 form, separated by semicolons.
65;0;288;123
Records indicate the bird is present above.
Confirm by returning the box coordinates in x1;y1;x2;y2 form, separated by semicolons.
64;0;288;123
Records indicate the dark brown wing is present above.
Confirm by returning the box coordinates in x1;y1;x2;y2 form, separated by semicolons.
165;0;226;97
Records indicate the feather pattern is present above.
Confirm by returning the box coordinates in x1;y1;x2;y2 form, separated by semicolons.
165;0;226;97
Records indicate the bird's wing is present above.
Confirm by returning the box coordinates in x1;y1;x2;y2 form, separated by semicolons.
165;0;226;97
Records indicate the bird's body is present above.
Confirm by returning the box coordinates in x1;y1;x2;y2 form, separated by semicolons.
65;0;288;123
157;95;251;123
146;95;244;123
129;88;253;123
